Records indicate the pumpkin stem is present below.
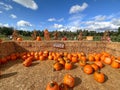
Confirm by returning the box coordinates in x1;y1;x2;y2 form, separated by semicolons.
66;60;71;63
50;81;55;87
96;68;101;73
60;83;64;88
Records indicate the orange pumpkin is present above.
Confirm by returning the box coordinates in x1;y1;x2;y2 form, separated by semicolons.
91;64;99;71
46;81;59;90
34;55;39;60
1;57;7;64
17;37;22;41
104;57;112;65
65;60;73;70
39;55;45;61
67;54;72;61
36;36;41;41
23;57;33;67
88;55;94;61
117;56;120;61
53;62;63;71
63;74;75;88
94;71;105;83
38;51;43;56
94;61;103;69
111;60;119;69
48;55;53;60
71;56;78;63
64;52;68;57
83;64;93;74
59;83;68;90
59;59;65;66
94;55;100;61
80;56;87;61
79;60;86;67
21;55;28;60
10;54;17;60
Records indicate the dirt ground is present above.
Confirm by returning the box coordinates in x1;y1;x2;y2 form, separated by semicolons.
0;59;120;90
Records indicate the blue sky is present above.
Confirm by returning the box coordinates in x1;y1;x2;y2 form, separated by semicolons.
0;0;120;32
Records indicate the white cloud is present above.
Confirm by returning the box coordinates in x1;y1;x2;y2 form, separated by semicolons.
53;23;63;29
66;14;84;31
0;11;3;13
48;18;64;22
69;2;88;14
93;15;106;21
10;14;17;19
17;20;32;27
0;2;13;10
69;26;80;32
48;18;56;22
13;0;38;10
0;23;9;27
83;21;119;31
58;18;64;22
111;18;120;26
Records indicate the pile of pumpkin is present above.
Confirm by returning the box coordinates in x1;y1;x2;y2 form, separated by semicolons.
0;51;120;85
46;74;75;90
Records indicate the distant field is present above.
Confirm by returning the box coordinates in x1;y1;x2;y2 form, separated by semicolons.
0;34;120;42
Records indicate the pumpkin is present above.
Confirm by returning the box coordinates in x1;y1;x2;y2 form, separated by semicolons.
17;37;22;41
43;53;48;58
91;64;99;71
100;55;105;62
1;57;7;64
111;60;119;69
21;55;28;60
65;60;73;70
94;55;100;61
59;83;68;90
117;56;120;61
36;36;41;41
10;54;17;60
80;56;87;61
6;55;11;61
79;60;86;67
59;59;65;66
64;52;68;57
39;55;45;61
46;81;59;90
38;51;43;56
53;62;63;71
67;54;72;61
34;55;39;60
63;74;75;88
94;61;103;69
48;55;53;60
94;71;105;83
23;57;33;67
71;56;78;63
104;57;112;65
83;64;93;74
30;51;34;56
88;55;95;61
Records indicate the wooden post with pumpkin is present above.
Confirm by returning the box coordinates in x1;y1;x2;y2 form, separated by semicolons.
44;29;50;40
101;30;111;42
12;30;20;40
78;31;83;41
31;30;37;40
53;31;58;40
